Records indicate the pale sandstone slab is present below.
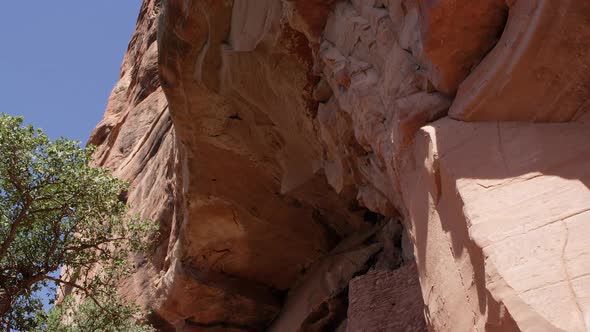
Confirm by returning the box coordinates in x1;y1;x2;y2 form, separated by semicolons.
402;118;590;331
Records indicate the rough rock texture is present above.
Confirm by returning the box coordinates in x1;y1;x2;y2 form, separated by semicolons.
156;0;374;328
268;219;413;332
268;225;382;332
93;0;371;330
348;263;426;332
417;0;508;95
450;0;590;121
90;0;590;330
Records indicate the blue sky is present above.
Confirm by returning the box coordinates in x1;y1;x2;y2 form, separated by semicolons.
0;1;142;313
0;0;142;142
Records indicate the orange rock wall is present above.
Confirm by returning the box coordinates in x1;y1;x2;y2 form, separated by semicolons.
91;0;590;330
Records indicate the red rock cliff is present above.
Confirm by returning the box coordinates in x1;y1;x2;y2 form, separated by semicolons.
90;0;590;331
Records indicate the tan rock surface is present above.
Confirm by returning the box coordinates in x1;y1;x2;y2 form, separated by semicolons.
401;118;590;331
347;263;426;332
92;0;370;329
89;0;590;330
450;0;590;121
269;225;383;332
417;0;508;95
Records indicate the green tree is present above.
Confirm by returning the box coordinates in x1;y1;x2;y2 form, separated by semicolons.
0;114;156;331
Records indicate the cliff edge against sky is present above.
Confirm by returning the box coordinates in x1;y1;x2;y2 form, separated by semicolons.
90;0;590;330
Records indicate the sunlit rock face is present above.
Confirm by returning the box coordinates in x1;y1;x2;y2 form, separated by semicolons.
91;0;590;330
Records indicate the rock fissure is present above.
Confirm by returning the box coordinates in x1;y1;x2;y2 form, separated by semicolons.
560;221;585;325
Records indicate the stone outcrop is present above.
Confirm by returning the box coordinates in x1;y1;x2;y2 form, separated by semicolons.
450;0;590;122
347;263;426;332
90;0;590;330
401;118;590;331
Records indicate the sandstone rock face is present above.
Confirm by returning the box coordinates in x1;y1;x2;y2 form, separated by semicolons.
347;263;426;332
417;0;508;95
91;0;590;330
450;0;590;121
402;119;590;331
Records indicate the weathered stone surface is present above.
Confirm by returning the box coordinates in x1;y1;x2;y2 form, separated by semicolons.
269;226;382;332
316;0;452;213
155;1;374;327
401;118;590;331
93;0;371;329
90;0;590;330
282;0;339;43
89;0;180;319
450;0;590;121
347;263;426;332
417;0;508;95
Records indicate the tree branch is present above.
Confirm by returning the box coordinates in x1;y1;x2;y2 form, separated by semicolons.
0;167;33;260
45;276;127;325
0;201;30;260
45;276;106;312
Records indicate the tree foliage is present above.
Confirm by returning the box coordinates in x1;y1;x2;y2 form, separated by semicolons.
0;114;156;331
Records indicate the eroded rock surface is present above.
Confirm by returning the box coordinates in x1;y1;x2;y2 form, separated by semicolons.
450;0;590;121
90;0;590;330
348;263;426;332
402;119;590;331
